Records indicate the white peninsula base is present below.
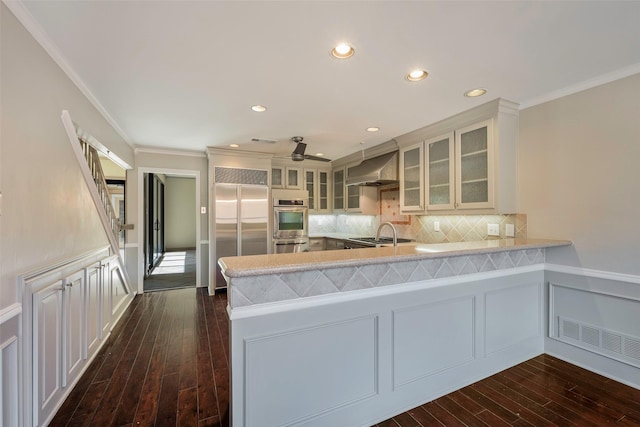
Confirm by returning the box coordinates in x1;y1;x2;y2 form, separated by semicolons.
228;266;545;427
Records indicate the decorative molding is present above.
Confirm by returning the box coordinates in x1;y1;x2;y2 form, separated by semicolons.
0;303;22;324
18;244;110;282
3;0;133;147
520;62;640;109
545;263;640;285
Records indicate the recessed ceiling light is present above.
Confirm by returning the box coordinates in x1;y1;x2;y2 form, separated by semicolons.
251;105;267;112
464;88;487;97
366;127;380;132
406;69;428;82
315;153;324;157
229;144;240;148
331;43;355;59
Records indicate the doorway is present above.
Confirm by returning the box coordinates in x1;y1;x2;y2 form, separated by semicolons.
138;168;202;294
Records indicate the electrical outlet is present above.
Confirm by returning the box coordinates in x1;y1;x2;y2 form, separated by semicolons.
434;221;440;232
505;223;515;237
487;223;500;236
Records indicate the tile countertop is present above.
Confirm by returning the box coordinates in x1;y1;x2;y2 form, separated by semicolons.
219;238;572;278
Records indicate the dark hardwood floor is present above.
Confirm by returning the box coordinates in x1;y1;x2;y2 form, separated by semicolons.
51;288;640;427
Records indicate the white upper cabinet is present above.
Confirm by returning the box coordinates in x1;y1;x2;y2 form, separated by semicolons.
456;120;493;210
305;168;331;213
426;132;455;211
333;168;345;211
271;166;284;188
397;98;518;214
285;166;302;189
399;143;424;211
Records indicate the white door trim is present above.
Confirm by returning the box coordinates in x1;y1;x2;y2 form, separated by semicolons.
137;167;202;294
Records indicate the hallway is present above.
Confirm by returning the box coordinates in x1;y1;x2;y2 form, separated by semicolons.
144;249;197;292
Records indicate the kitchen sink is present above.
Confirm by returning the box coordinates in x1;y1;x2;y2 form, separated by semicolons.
350;236;413;245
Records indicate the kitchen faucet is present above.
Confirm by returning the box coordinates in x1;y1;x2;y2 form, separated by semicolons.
376;222;398;246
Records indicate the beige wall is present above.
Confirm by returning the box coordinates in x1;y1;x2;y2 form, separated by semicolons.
518;73;640;274
0;5;134;309
165;177;197;249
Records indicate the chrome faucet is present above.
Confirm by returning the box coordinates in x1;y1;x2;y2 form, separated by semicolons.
376;222;398;246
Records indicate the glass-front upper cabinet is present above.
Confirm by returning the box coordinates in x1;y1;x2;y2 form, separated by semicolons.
399;143;423;211
318;170;329;211
271;167;283;188
333;168;345;211
305;169;315;210
425;132;455;211
286;167;302;190
455;120;493;209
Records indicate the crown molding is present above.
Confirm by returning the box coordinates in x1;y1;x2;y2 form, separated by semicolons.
3;0;134;148
135;146;206;158
520;63;640;110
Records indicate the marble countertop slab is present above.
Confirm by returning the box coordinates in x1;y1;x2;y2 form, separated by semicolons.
219;238;571;278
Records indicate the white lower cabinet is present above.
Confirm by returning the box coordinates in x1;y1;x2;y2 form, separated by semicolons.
101;260;112;338
26;252;130;426
63;270;85;388
33;280;64;425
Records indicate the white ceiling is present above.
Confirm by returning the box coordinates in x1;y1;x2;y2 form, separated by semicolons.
13;0;640;161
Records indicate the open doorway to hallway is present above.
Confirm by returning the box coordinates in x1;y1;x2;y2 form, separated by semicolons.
143;173;198;292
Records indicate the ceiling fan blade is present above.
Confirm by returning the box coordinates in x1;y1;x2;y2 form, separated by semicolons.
304;154;332;162
292;142;307;156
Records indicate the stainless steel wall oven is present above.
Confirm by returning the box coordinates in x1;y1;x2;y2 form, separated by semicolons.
273;197;309;252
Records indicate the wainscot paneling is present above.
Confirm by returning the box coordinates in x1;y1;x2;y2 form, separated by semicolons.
1;304;22;427
229;268;545;427
546;267;640;389
485;282;542;355
393;296;475;388
245;315;378;426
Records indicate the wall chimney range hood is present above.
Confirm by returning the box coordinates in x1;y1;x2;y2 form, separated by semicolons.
346;151;399;186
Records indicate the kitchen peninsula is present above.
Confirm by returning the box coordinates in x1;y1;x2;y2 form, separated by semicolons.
220;238;571;427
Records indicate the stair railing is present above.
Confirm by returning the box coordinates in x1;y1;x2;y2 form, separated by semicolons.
61;110;132;293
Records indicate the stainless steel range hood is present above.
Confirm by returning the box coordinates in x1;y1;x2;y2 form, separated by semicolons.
346;151;399;186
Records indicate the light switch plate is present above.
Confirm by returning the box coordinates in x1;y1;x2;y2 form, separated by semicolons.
200;206;207;214
505;223;515;237
487;223;500;236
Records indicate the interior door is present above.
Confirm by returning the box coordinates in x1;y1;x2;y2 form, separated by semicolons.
145;174;165;276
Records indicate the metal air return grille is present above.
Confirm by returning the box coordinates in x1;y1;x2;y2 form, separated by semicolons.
558;316;640;368
215;167;268;185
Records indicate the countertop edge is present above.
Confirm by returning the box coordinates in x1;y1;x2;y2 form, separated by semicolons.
220;238;572;278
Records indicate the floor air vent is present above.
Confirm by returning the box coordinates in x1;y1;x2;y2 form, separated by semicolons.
558;316;640;368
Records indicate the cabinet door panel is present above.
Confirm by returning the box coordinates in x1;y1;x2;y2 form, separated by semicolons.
85;266;101;358
318;171;329;211
333;169;344;210
456;121;493;209
64;271;85;388
305;169;315;210
426;133;455;210
400;144;424;211
34;281;64;422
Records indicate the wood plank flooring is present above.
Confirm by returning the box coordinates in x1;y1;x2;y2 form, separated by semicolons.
50;288;640;427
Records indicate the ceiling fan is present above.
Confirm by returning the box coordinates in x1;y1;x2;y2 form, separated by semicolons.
289;136;331;162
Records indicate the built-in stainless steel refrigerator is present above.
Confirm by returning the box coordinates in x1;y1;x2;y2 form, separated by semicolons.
214;180;269;291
